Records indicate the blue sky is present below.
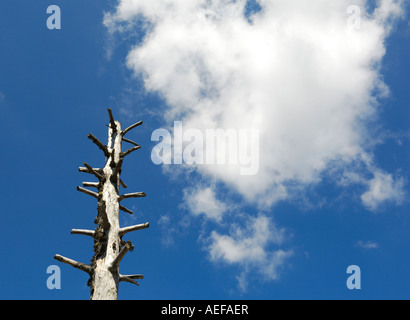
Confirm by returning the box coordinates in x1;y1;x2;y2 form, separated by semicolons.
0;0;409;300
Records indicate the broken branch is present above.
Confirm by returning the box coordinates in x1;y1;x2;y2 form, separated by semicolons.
82;182;100;189
54;254;92;274
77;186;100;200
79;166;102;174
122;274;144;280
119;274;144;286
121;146;141;158
119;222;150;237
122;137;140;147
119;192;146;202
108;109;116;132
119;205;133;215
120;179;128;189
88;133;110;157
121;121;143;137
82;163;103;181
71;229;95;237
109;241;134;272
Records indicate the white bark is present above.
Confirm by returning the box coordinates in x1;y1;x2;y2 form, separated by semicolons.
91;120;123;300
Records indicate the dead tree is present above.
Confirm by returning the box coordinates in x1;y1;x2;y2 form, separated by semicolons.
54;109;149;300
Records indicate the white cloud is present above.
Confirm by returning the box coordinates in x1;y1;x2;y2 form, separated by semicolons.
361;170;405;211
328;153;407;211
105;0;405;286
158;214;191;247
356;240;379;249
158;215;175;247
208;215;292;287
183;186;228;222
106;0;405;209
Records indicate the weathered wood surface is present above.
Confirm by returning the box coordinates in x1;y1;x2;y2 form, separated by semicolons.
54;109;149;300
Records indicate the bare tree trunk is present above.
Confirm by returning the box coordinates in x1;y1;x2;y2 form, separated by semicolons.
54;109;148;300
90;120;122;300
